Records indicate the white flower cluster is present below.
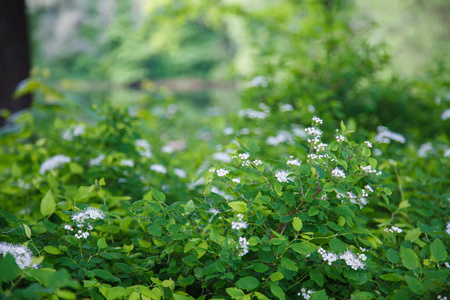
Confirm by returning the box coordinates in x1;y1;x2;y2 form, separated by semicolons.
318;247;366;270
279;103;294;112
39;155;71;174
62;124;85;141
223;127;234;135
209;168;216;173
231;214;248;230
0;242;37;269
267;130;292;146
275;170;290;183
69;207;105;239
120;159;134;167
89;154;105;166
374;126;406;144
437;295;448;300
317;247;338;265
151;164;167;174
287;156;301;166
298;288;315;299
336;135;345;142
238;108;268;119
445;262;450;268
253;160;262;166
441;109;450;121
336;190;370;209
232;178;241;183
417;143;433;158
384;226;402;234
135;139;152;158
331;167;345;178
239;153;250;160
248;76;268;88
238;237;249;256
360;165;382;176
71;207;105;223
307;153;335;163
305;126;323;140
216;168;230;177
314;143;328;152
312;116;323;125
364;141;372;148
174;168;187;178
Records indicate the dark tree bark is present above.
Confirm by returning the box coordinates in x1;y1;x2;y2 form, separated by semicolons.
0;0;32;126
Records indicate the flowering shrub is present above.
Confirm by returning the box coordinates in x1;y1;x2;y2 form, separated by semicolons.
0;105;448;299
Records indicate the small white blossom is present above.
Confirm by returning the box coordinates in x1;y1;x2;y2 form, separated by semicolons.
71;207;105;223
374;126;405;144
232;178;241;183
63;124;85;141
239;153;250;160
364;141;372;148
0;242;35;269
248;76;268;88
223;127;234;135
238;237;250;256
174;168;187;178
64;225;74;231
312;116;323;125
445;222;450;235
298;287;315;300
209;168;216;173
279;103;294;112
151;164;167;174
336;135;345;142
216;169;230;177
384;226;402;234
212;152;232;163
331;167;346;178
120;159;134;167
340;249;366;270
253;160;262;165
135;139;152;158
231;221;248;231
287;158;301;166
441;109;450;120
39;155;71;174
275;170;290;183
89;154;105;166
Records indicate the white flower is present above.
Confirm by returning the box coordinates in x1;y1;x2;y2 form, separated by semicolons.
331;167;345;178
232;178;241;183
418;143;433;158
238;108;268;119
308;105;315;113
374;126;405;144
216;169;230;177
120;159;134;167
238;237;249;256
312;116;323;125
305;127;323;137
280;103;294;112
441;109;450;121
89;154;105;166
287;158;301;166
239;153;250;160
339;249;365;270
336;135;345;142
63;124;85;141
209;168;216;173
317;247;338;265
266;131;292;146
231;221;248;230
39;155;71;174
135;139;152;158
384;226;402;234
174;168;187;178
248;76;268;88
223;127;234;135
253;160;262;166
0;242;35;269
71;207;105;223
364;185;373;193
275;170;290;183
151;164;167;174
364;141;372;148
64;225;74;231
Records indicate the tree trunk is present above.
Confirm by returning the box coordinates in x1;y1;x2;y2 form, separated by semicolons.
0;0;32;126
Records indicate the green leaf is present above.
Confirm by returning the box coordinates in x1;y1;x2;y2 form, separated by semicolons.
93;269;114;280
309;269;325;287
400;247;420;270
430;238;447;262
235;276;259;291
329;239;346;253
362;148;371;157
228;201;248;213
44;245;62;255
184;200;196;214
270;272;284;282
23;224;31;238
291;242;318;255
97;238;107;249
151;187;166;202
386;248;400;264
226;287;245;299
322;182;334;192
310;289;328;300
379;273;403;282
405;277;426;295
350;291;375;300
252;263;269;273
40;189;55;217
106;286;125;300
148;225;162;236
340;120;346;131
293;217;302;232
0;254;20;282
308;207;319;216
280;257;297;271
405;228;424;246
269;283;285;300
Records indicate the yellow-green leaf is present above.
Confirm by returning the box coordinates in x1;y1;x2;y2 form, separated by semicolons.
40;190;55;217
293;217;302;232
